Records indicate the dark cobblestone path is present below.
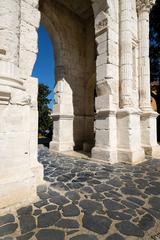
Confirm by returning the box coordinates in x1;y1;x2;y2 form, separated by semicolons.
1;145;160;240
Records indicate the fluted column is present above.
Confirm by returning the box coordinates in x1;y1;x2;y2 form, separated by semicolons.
117;0;145;164
120;0;133;107
137;0;160;158
137;0;155;111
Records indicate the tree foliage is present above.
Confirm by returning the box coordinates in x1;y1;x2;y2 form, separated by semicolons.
150;0;160;81
38;83;53;137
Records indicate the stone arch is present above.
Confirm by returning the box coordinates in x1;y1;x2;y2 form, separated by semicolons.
37;0;100;154
40;13;62;67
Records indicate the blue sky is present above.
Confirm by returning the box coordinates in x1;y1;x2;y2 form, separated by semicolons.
32;24;55;109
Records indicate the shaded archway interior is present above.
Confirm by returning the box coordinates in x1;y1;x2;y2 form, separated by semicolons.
39;0;96;154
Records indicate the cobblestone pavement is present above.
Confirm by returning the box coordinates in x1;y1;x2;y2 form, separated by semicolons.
1;145;160;240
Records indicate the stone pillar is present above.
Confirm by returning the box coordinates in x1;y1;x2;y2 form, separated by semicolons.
137;0;159;157
91;10;118;163
0;0;43;213
50;66;74;152
117;0;145;164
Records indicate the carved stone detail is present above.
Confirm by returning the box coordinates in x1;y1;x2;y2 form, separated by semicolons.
136;0;156;12
95;11;108;36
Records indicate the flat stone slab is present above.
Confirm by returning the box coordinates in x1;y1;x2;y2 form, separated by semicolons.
36;229;65;240
1;145;160;240
37;211;61;228
82;214;112;234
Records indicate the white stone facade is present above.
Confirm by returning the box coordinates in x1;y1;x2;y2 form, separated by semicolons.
0;0;159;211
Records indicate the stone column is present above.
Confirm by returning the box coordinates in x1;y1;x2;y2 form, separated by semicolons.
91;10;118;163
0;0;43;213
137;0;159;157
50;66;74;152
117;0;145;164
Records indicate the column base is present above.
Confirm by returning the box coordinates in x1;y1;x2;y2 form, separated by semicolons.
143;144;160;158
141;111;159;158
0;165;39;215
117;107;145;164
117;148;145;164
50;140;74;152
91;146;117;164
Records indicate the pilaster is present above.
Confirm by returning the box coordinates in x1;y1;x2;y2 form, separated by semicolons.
91;10;118;163
117;0;145;164
137;0;160;158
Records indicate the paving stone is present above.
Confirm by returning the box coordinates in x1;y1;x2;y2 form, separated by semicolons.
55;219;79;229
65;191;80;201
16;231;34;240
145;186;160;195
36;229;65;240
51;182;70;191
134;179;148;188
0;214;15;227
108;191;122;198
106;233;125;240
19;215;36;234
150;181;160;187
87;179;101;185
70;234;98;240
57;173;75;182
107;211;132;220
138;214;155;230
121;200;138;209
33;209;42;216
48;189;60;197
80;186;94;194
82;214;111;234
67;182;84;189
37;211;61;228
45;204;57;211
0;223;18;237
103;199;125;211
38;192;50;200
94;184;112;193
121;187;141;196
17;206;32;216
145;208;160;220
77;172;94;178
90;193;105;201
73;177;90;182
149;197;160;210
62;204;80;217
94;172;110;179
123;208;137;217
115;221;144;237
127;197;145;206
34;200;48;208
107;178;122;188
2;148;160;240
79;200;103;214
49;195;69;206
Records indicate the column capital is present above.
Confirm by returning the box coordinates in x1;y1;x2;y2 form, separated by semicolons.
136;0;155;13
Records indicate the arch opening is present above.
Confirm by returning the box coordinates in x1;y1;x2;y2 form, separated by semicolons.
38;0;96;155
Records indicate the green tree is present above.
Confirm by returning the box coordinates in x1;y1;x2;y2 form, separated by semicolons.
38;83;53;137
